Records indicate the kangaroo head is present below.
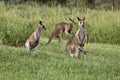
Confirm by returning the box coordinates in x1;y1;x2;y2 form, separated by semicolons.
39;20;46;30
77;17;85;27
69;18;76;25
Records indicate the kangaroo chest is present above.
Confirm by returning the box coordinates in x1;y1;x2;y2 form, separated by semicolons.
78;28;86;45
34;28;41;40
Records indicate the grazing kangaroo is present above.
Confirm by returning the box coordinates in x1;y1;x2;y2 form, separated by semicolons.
46;18;76;44
25;20;46;51
66;17;88;58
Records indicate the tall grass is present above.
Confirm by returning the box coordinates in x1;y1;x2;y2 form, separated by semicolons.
0;2;120;46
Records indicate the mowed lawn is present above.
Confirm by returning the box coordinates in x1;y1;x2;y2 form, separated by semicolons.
0;38;120;80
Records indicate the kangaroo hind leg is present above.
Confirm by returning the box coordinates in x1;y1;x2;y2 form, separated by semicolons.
25;41;31;51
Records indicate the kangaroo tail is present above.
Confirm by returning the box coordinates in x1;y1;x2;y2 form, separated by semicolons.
46;32;54;45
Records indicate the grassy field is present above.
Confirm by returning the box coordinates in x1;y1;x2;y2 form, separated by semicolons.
0;38;120;80
0;2;120;80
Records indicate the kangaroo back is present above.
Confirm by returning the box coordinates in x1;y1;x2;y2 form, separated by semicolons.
46;18;76;44
66;28;81;58
25;20;46;51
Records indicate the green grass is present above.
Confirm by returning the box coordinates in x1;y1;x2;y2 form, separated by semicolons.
0;38;120;80
0;2;120;80
0;2;120;46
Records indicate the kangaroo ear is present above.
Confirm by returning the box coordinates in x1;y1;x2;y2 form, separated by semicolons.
39;20;42;24
77;17;81;21
83;17;85;21
69;18;72;21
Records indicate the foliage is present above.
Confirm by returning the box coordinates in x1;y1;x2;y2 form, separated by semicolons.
0;2;120;46
99;2;113;10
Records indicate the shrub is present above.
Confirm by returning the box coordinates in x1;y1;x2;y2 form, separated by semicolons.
0;3;120;46
0;18;35;46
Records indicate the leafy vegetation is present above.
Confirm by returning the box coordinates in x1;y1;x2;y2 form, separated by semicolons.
0;2;120;46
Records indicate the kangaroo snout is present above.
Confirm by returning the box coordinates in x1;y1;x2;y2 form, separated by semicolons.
43;25;46;30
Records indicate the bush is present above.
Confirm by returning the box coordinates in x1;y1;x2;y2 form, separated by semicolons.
99;3;113;10
0;18;35;46
85;10;120;44
0;3;120;47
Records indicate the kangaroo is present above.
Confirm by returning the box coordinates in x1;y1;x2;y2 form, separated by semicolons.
46;18;76;44
25;20;46;51
66;17;88;58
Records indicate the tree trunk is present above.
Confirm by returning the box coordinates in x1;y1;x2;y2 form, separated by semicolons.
112;0;115;11
92;0;95;9
74;0;78;6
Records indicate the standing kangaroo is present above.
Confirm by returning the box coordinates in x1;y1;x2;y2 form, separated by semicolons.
66;17;88;58
46;18;76;44
25;20;46;51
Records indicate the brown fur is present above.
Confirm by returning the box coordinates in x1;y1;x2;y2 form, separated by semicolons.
25;20;46;51
66;17;88;58
46;18;76;44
